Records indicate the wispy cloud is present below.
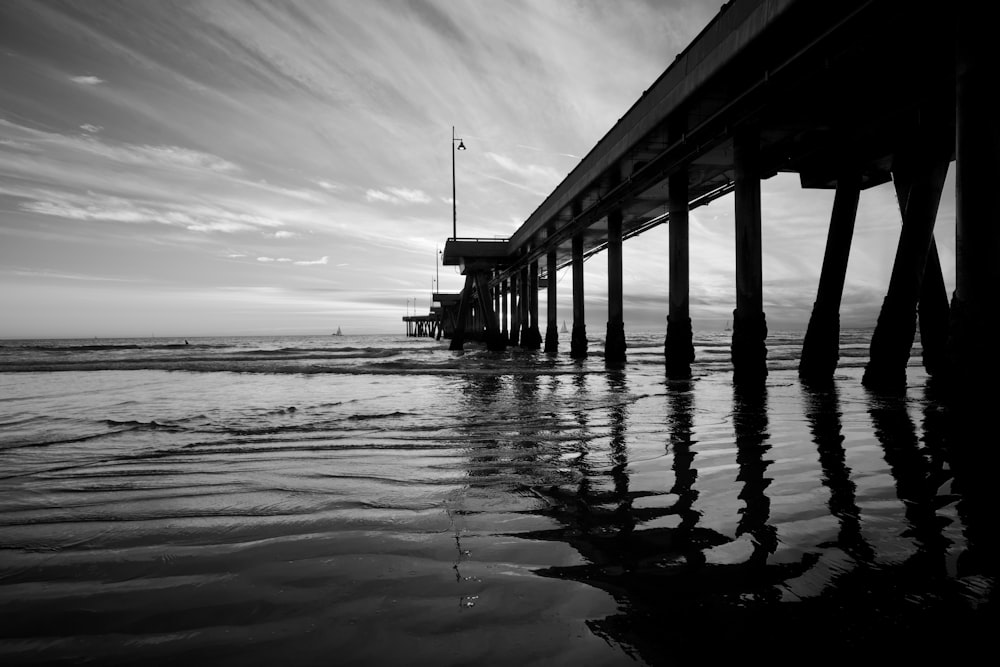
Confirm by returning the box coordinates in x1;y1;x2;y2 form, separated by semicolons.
365;187;433;205
257;255;328;266
484;152;562;186
70;75;104;85
0;118;239;173
18;189;285;233
294;255;328;266
4;267;136;283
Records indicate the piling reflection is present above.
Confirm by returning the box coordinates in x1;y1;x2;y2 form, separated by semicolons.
665;378;705;568
732;384;777;568
522;375;823;663
802;382;874;564
938;386;1000;582
453;366;997;662
866;389;951;572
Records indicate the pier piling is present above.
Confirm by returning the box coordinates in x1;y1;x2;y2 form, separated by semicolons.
570;234;588;359
863;126;949;390
605;210;627;363
732;129;768;385
799;172;861;381
545;249;559;355
665;168;694;376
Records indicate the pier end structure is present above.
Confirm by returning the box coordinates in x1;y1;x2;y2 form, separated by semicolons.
441;238;510;352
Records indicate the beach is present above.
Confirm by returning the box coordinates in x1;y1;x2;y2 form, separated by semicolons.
0;330;996;665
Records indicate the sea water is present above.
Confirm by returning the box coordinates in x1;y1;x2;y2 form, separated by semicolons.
0;331;995;665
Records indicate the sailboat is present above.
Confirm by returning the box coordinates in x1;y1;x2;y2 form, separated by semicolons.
333;326;342;336
560;320;569;333
724;320;731;331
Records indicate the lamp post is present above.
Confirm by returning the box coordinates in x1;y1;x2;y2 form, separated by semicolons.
451;126;466;239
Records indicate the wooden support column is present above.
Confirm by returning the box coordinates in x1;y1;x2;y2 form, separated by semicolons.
449;273;475;351
665;168;694;376
570;234;588;358
509;272;520;346
732;129;768;385
519;264;531;347
493;272;501;332
799;172;861;381
949;4;1000;392
893;173;950;378
524;260;542;349
863;146;949;390
544;249;559;355
605;209;627;362
501;278;509;341
475;271;506;352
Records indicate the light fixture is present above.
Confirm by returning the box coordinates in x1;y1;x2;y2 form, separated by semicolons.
452;126;466;239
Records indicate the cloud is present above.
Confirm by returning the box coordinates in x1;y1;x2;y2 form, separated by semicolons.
256;255;328;266
294;255;328;266
0;118;239;173
70;75;104;85
91;141;239;173
484;152;562;186
365;189;393;203
18;189;285;233
268;230;299;238
386;187;432;203
365;187;432;205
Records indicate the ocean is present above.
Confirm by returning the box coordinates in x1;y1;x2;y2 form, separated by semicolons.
0;330;995;665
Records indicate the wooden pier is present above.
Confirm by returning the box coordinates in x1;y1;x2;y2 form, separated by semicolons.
430;0;997;392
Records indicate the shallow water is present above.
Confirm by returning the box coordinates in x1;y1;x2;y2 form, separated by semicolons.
0;331;996;664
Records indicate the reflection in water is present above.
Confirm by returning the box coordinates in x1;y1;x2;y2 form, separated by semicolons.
938;385;1000;582
520;374;998;663
802;382;875;564
7;334;998;665
446;362;996;663
607;370;635;542
866;390;951;572
732;385;777;569
667;378;705;568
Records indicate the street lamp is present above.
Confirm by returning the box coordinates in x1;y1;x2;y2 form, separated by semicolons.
452;126;466;239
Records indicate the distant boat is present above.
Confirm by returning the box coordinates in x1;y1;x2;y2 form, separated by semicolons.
560;320;569;333
724;320;731;331
333;327;342;336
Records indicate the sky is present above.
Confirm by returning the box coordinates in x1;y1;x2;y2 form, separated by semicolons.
0;0;956;338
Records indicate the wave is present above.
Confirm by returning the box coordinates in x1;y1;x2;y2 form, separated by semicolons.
0;331;894;376
8;343;225;352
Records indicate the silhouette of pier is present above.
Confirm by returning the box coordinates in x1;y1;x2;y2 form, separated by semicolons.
419;0;997;391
